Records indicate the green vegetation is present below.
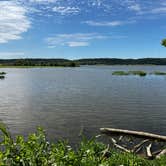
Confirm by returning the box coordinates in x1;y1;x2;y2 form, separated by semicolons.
112;70;147;76
0;72;6;75
112;71;130;76
0;59;79;68
128;71;147;76
161;39;166;47
152;71;166;75
75;58;166;65
0;124;165;165
1;58;166;67
0;75;5;79
0;72;6;79
113;70;166;77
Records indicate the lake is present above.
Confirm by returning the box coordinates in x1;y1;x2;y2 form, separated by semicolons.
0;65;166;144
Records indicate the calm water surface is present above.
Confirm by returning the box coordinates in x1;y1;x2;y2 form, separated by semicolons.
0;66;166;143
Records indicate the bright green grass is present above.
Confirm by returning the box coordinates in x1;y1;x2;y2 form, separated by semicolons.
0;123;165;166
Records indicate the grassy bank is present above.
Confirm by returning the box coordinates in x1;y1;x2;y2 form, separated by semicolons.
0;124;165;165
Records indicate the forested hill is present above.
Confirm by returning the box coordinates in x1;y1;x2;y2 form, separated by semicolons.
75;58;166;65
0;58;166;66
0;59;77;67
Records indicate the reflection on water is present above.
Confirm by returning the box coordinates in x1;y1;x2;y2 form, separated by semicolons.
0;66;166;143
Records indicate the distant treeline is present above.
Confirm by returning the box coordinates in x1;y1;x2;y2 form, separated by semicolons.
0;58;166;66
0;59;78;67
75;58;166;65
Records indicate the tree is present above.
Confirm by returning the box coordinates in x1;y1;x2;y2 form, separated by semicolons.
161;39;166;47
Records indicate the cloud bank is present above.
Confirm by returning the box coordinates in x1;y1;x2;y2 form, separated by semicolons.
0;1;31;43
46;33;107;47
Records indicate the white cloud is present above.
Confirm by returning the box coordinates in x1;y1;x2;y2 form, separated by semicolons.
128;4;141;12
52;6;80;15
46;33;107;47
0;1;31;43
29;0;57;3
67;42;89;47
150;7;166;14
83;20;135;27
0;52;25;58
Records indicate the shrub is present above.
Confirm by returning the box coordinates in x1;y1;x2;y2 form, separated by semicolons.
0;75;5;79
153;71;166;75
112;71;130;76
128;71;147;76
112;70;147;77
0;72;6;75
0;123;165;165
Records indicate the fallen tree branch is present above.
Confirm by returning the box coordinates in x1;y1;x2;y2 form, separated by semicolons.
132;139;149;153
146;144;153;159
156;149;166;159
100;128;166;141
152;149;162;156
111;138;130;153
101;144;110;158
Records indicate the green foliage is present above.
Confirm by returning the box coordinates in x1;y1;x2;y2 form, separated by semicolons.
0;124;165;165
0;72;6;79
75;58;166;65
0;75;5;79
112;71;130;76
112;70;147;77
161;39;166;47
153;71;166;75
128;71;147;76
1;58;166;66
0;72;6;75
0;59;79;67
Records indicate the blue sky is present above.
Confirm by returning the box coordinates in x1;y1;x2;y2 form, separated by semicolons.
0;0;166;59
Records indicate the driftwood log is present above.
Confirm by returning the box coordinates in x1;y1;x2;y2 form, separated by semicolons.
100;128;166;141
100;128;166;159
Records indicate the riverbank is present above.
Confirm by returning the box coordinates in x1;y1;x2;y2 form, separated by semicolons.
0;124;165;165
0;65;79;68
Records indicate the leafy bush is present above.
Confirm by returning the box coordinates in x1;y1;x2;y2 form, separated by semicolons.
112;70;147;76
112;71;130;76
128;71;147;76
0;124;165;165
0;75;5;79
153;71;166;75
161;39;166;47
0;72;6;75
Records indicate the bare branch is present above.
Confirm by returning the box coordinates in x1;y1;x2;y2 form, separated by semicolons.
100;128;166;141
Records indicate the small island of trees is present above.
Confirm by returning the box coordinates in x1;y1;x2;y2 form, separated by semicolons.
161;39;166;47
